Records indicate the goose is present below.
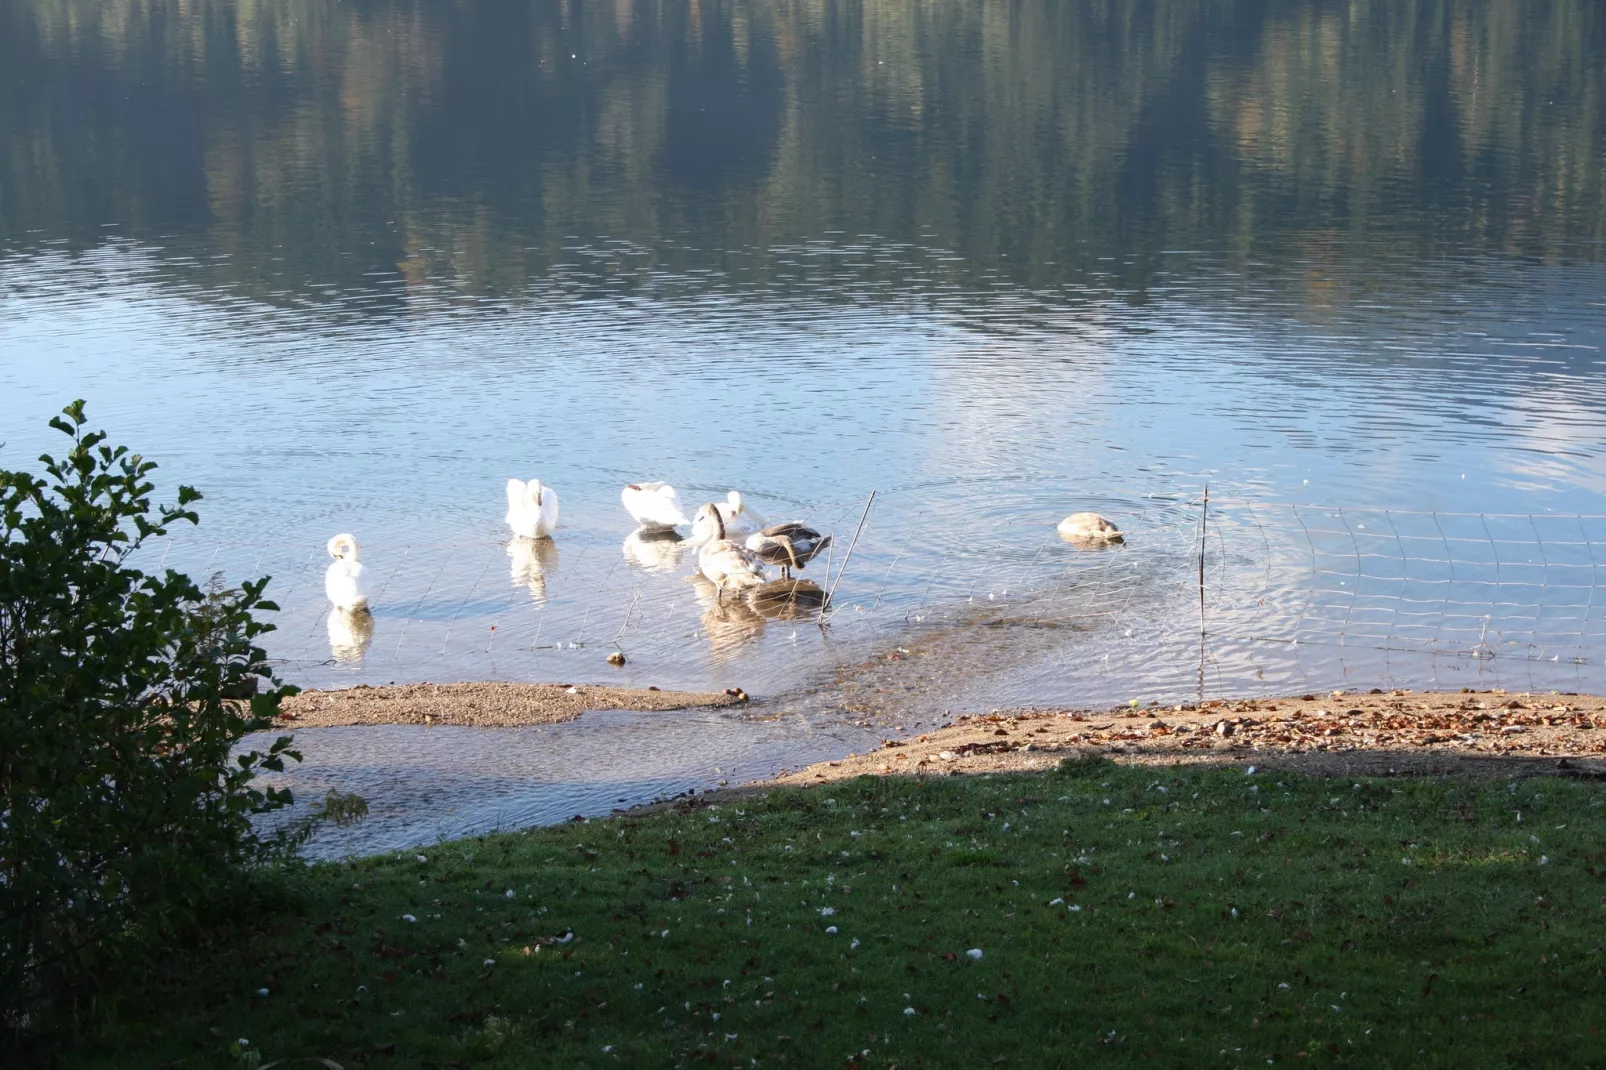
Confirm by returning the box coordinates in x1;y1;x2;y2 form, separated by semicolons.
1057;512;1123;545
745;522;831;579
324;533;372;612
622;482;688;532
694;503;767;595
505;478;559;539
690;491;765;542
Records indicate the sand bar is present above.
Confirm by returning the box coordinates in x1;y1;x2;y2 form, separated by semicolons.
277;681;747;728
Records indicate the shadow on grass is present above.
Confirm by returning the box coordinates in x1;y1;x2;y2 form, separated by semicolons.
43;759;1606;1068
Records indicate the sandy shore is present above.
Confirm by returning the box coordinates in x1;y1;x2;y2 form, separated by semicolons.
776;689;1606;783
276;681;747;728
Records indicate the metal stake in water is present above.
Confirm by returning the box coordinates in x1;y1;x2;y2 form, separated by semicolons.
824;490;877;619
1198;484;1209;699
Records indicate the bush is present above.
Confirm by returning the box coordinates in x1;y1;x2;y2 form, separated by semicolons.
0;402;300;1032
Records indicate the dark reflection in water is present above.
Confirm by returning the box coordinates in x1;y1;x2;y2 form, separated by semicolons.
2;0;1602;299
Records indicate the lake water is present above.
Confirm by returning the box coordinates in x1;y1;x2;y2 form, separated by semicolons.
4;0;1606;853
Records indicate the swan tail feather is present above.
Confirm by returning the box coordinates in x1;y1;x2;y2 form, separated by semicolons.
507;479;527;511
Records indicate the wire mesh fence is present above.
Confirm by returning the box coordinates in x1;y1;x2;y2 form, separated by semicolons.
1201;500;1606;667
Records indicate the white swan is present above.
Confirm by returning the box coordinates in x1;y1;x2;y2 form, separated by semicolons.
324;533;372;612
745;522;831;580
690;491;765;542
694;503;767;595
505;478;559;539
622;528;689;573
1057;512;1123;544
717;490;764;535
622;482;688;532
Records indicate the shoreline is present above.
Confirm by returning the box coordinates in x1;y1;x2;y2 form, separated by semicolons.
276;681;1606;784
771;687;1606;784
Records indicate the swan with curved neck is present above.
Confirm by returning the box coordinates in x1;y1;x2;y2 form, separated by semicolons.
719;490;763;533
694;502;766;595
745;521;830;580
325;533;372;613
506;478;559;539
691;490;764;543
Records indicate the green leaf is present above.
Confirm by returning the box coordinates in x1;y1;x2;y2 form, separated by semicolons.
0;401;298;1025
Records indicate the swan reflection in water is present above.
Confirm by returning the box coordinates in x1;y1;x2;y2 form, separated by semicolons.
622;528;689;573
509;536;560;603
691;575;767;660
692;576;828;660
748;578;827;619
327;608;374;664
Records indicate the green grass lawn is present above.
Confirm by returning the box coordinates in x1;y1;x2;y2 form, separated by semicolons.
62;761;1606;1068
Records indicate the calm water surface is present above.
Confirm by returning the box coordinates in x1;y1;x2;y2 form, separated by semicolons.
4;1;1606;852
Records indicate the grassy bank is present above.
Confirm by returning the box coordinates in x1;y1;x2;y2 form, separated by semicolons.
61;762;1606;1067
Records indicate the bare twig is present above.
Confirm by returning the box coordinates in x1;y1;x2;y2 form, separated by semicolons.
613;588;642;650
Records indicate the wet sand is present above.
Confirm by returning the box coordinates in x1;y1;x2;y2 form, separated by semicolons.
261;685;1606;854
773;689;1606;784
277;681;747;728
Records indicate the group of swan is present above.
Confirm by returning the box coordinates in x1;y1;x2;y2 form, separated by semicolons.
623;483;830;596
322;480;838;619
323;485;1122;618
